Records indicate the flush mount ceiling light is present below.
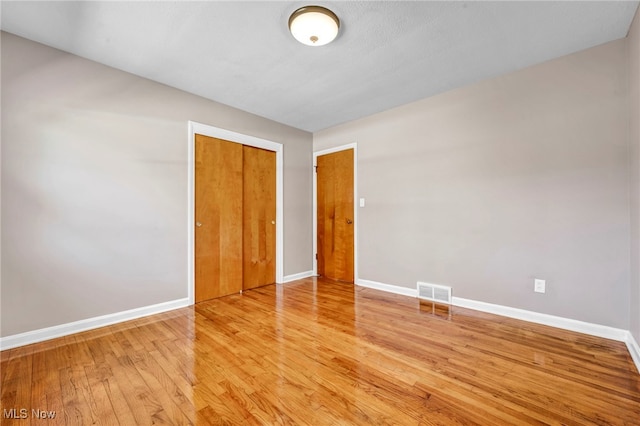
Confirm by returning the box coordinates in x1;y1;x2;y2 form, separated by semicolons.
288;5;340;46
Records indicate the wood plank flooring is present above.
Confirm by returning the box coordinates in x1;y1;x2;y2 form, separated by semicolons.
1;277;639;425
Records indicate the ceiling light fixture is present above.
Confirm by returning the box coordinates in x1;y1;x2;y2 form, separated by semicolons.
288;5;340;46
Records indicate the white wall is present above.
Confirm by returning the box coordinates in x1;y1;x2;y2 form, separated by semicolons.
315;39;630;329
1;32;313;337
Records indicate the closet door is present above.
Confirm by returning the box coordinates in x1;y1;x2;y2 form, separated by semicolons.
243;145;276;290
194;134;243;302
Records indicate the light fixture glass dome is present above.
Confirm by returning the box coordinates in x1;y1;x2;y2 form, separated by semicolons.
289;6;340;46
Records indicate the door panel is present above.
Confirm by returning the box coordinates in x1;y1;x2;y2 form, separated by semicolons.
317;149;354;282
195;134;243;302
243;146;276;290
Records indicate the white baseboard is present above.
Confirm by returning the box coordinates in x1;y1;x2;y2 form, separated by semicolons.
356;278;418;298
625;332;640;374
3;282;639;374
355;278;640;373
0;298;190;351
282;270;316;283
452;296;629;342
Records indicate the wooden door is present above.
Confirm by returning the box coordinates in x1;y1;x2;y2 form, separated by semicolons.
195;134;243;302
317;149;354;282
243;145;276;290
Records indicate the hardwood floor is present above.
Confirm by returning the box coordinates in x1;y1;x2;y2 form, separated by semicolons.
2;277;639;425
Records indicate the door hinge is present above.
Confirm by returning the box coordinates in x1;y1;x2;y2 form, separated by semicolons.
315;253;318;260
314;165;318;173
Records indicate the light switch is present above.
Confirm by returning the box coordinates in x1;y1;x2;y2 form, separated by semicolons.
359;198;365;207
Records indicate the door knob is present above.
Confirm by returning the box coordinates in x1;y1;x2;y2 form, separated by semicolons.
196;222;202;227
346;219;353;225
272;220;275;225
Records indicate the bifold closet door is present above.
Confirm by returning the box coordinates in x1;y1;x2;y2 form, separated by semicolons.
194;134;243;302
243;145;276;290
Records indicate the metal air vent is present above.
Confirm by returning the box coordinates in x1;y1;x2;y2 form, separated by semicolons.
417;282;452;304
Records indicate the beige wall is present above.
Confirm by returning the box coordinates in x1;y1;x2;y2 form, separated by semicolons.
3;21;638;338
315;39;630;329
629;8;640;342
1;32;313;337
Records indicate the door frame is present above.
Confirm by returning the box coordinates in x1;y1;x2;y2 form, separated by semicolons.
313;143;358;281
187;121;284;305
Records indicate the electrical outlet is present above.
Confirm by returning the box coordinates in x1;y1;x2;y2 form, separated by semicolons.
534;279;546;294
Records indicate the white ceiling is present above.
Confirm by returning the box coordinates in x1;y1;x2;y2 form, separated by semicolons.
1;1;639;133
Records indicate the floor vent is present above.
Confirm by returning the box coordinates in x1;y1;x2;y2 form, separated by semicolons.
417;282;452;304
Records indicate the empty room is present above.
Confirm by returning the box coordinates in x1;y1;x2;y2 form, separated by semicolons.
2;1;640;424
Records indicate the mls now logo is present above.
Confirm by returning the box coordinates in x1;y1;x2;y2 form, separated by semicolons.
3;408;56;419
